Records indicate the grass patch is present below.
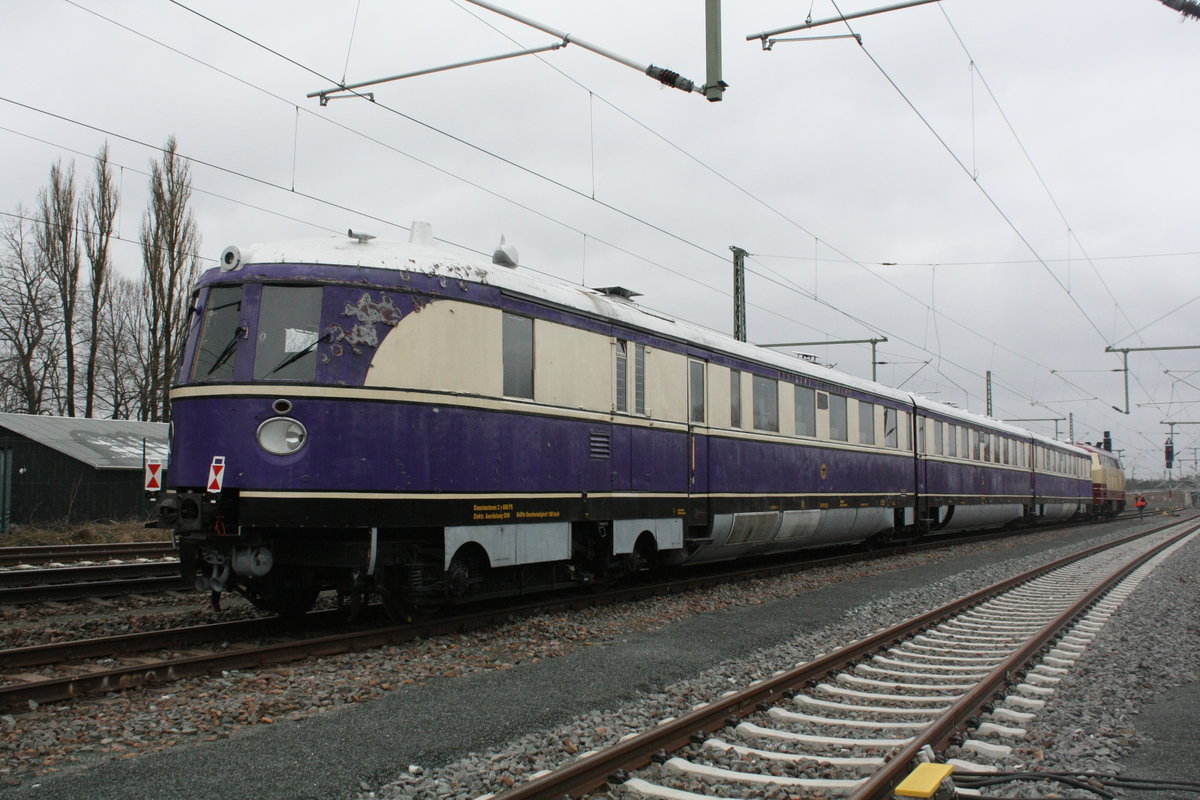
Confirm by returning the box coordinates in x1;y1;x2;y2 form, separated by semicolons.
1;519;166;547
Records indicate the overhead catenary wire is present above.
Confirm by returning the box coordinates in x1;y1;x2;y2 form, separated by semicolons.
825;0;1113;349
165;0;1176;423
807;0;1177;427
15;0;1179;452
937;3;1174;399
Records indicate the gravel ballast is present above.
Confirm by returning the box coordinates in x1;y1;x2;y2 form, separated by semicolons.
1;516;1195;800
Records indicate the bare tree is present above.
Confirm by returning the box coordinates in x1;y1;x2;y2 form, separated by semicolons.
37;160;82;416
81;143;118;418
0;211;62;413
96;275;145;419
140;136;200;422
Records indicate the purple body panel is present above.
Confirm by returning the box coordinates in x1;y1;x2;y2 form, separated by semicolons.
924;460;1031;498
172;397;622;494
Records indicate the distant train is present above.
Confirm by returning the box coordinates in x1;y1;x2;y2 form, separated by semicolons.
155;225;1125;618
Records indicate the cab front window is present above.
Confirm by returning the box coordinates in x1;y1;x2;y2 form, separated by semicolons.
255;286;324;381
191;285;243;382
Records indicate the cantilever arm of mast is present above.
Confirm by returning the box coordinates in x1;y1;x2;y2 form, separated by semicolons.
307;43;565;105
309;0;706;105
746;0;943;46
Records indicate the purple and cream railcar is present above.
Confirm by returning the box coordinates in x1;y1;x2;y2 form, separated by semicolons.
158;227;1097;616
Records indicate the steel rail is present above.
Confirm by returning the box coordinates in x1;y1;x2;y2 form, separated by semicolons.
0;541;175;566
488;515;1197;800
0;612;352;670
848;518;1198;800
0;562;185;604
0;575;187;605
0;562;180;586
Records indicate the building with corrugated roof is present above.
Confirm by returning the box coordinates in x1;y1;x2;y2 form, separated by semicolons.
0;413;168;532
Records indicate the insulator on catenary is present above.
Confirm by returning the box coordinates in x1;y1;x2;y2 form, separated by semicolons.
646;65;696;93
1159;0;1200;19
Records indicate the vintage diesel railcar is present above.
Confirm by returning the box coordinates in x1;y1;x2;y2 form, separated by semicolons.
157;227;1096;617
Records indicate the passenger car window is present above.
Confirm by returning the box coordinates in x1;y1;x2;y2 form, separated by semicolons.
730;370;742;428
883;407;898;447
503;313;534;398
795;386;816;437
689;360;706;424
615;340;628;412
829;395;848;441
858;401;875;445
635;344;646;414
753;375;778;432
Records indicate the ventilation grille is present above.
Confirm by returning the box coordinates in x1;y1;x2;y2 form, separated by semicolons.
589;431;611;460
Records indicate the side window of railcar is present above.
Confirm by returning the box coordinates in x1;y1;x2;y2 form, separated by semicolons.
635;344;647;414
883;407;898;447
916;417;926;453
947;424;957;457
829;395;848;441
934;421;944;455
859;401;875;445
730;369;742;428
502;312;534;399
615;340;628;412
752;375;779;432
688;360;706;424
191;285;244;382
254;286;323;381
795;386;816;437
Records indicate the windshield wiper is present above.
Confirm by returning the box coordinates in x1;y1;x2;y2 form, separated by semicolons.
265;330;330;376
207;325;246;376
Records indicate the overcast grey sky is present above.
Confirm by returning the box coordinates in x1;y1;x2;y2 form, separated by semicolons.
2;0;1197;478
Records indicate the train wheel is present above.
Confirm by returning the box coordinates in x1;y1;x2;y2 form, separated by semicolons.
377;565;443;623
239;567;321;617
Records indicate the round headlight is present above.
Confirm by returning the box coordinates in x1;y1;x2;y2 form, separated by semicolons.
257;417;307;455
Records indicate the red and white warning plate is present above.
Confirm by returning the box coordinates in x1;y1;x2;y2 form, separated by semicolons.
144;461;163;492
207;456;226;493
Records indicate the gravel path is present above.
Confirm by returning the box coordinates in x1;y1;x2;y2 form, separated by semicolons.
1;516;1194;799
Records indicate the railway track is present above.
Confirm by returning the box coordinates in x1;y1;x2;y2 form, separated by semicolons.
0;561;185;604
0;540;175;566
0;514;1173;713
484;515;1198;800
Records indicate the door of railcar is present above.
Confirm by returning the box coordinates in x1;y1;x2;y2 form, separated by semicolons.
687;358;710;503
912;410;928;529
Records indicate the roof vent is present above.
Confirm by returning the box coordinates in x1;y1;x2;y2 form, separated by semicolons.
594;286;642;302
409;221;434;246
348;229;375;244
493;235;518;268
